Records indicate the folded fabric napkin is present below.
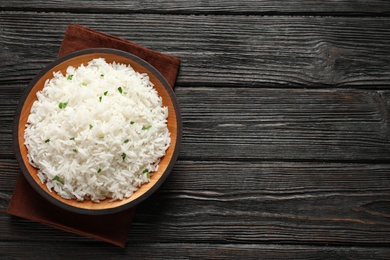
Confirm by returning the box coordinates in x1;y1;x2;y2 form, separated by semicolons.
7;24;180;247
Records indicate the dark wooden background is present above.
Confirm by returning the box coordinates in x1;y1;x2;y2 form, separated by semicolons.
1;1;390;259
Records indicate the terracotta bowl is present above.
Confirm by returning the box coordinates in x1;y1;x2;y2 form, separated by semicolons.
13;48;181;215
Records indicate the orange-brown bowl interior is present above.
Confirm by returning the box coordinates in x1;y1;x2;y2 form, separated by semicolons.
16;49;181;214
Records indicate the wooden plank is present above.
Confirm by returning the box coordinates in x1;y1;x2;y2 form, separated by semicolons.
0;84;20;159
0;1;389;258
1;87;390;161
0;159;18;192
1;160;390;245
1;0;390;15
1;13;390;88
1;242;390;259
132;161;390;246
178;87;390;161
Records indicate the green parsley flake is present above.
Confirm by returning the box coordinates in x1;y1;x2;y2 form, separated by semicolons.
121;153;126;161
67;75;73;80
124;139;129;143
52;175;64;185
100;74;104;78
130;121;135;125
82;82;88;86
104;91;108;96
97;168;102;173
89;124;93;130
142;169;150;178
70;137;75;140
142;125;152;130
59;102;68;109
99;96;102;102
73;149;78;153
118;87;123;94
45;138;50;143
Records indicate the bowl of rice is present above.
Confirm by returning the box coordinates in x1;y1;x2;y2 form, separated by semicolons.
13;48;181;215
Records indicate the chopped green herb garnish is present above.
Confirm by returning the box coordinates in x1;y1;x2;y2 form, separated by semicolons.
124;92;128;95
97;168;102;173
118;87;123;94
59;102;68;109
121;153;126;161
70;137;75;140
143;169;150;178
52;175;64;185
100;74;104;78
124;139;129;143
67;75;73;80
99;96;102;102
104;91;108;96
82;82;88;86
142;169;150;179
45;138;50;143
130;121;135;125
73;149;78;153
89;124;93;130
142;125;152;130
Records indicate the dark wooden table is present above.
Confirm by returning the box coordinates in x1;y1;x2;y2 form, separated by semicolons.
1;1;390;259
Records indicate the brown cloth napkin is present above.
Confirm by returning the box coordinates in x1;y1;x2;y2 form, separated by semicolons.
58;24;180;87
7;24;180;247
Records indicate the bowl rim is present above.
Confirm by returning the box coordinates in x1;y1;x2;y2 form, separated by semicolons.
13;48;182;215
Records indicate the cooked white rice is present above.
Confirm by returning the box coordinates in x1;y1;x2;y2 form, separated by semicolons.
24;58;170;202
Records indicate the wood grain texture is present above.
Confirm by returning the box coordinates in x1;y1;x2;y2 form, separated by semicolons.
1;1;390;258
1;12;390;88
178;87;390;161
125;161;390;246
1;0;390;15
0;159;18;192
1;242;390;259
5;87;389;161
1;160;390;245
